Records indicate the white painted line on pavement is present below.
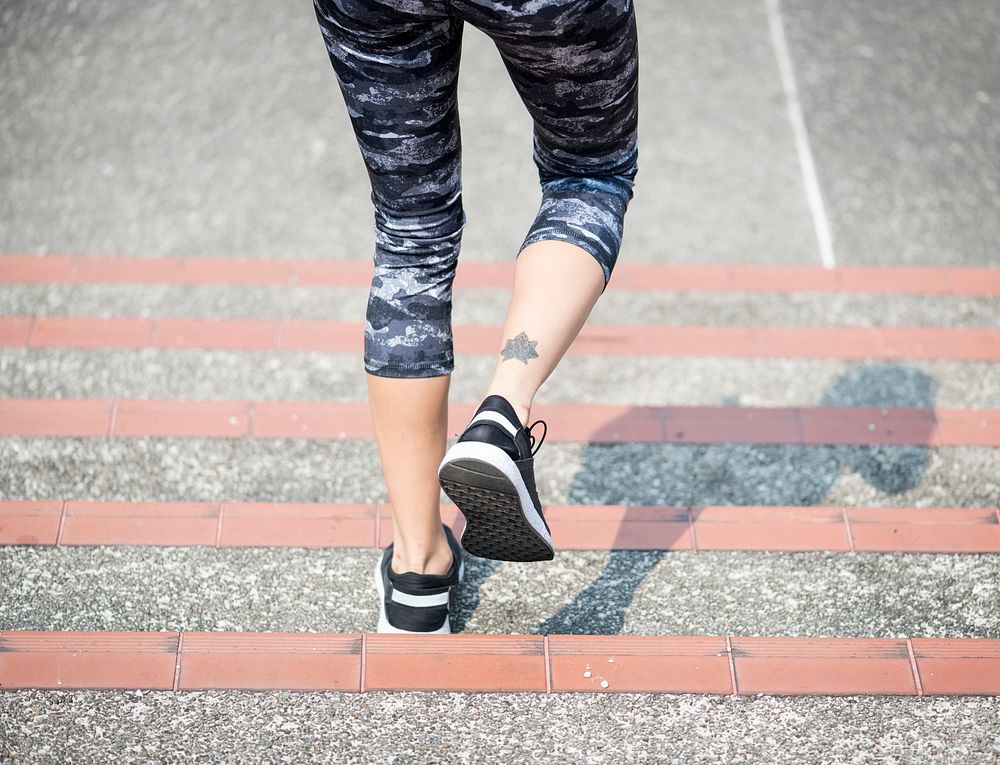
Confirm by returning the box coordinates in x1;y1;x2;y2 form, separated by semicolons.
765;0;837;269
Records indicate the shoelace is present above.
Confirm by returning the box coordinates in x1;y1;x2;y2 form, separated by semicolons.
526;418;547;457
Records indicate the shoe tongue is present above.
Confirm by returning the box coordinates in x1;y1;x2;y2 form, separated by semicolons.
478;394;524;431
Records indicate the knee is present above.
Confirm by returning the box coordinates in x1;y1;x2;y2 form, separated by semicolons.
364;273;457;378
520;139;639;291
533;131;638;182
364;192;465;379
363;291;456;375
371;186;467;260
369;195;464;305
533;139;638;212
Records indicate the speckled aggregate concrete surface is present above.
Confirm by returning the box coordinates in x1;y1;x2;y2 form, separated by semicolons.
2;691;998;765
2;350;998;409
2;546;998;638
2;438;997;508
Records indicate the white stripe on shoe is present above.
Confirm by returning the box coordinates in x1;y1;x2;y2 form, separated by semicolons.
390;589;451;607
467;410;520;437
373;556;454;634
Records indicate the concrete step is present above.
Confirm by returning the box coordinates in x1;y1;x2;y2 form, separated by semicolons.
3;687;998;763
2;437;997;508
3;545;998;638
2;349;997;410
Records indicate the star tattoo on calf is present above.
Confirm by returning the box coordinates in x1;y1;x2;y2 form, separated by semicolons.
500;331;539;364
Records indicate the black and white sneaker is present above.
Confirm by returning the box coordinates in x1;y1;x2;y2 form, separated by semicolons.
437;394;554;562
374;523;465;634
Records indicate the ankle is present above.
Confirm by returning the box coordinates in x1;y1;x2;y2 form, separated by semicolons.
391;532;454;576
482;387;532;428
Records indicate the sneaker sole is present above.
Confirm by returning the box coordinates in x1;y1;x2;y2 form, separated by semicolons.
438;441;555;563
373;554;466;635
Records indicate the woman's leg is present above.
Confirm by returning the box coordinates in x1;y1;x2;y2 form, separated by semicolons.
483;240;606;428
464;0;641;426
367;372;453;575
312;0;466;575
435;0;639;564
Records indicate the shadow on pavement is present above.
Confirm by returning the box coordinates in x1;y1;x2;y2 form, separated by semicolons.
537;361;937;635
451;556;502;633
455;361;939;634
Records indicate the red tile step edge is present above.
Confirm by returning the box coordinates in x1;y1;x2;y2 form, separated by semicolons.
1;399;998;446
2;254;1000;296
2;632;997;695
3;316;999;361
3;500;998;554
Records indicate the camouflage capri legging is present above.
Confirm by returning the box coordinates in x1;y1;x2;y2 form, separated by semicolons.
312;0;640;378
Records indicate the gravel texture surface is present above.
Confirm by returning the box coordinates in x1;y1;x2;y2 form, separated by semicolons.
2;350;997;409
2;546;998;638
2;691;998;765
2;438;998;508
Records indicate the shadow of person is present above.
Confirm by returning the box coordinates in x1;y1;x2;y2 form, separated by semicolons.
532;361;938;636
821;361;937;494
450;555;502;633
